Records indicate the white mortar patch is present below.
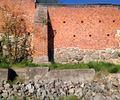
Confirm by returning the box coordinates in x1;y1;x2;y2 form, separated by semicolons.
115;30;120;46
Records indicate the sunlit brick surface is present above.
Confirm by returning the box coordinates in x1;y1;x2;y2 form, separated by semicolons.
48;7;120;50
0;0;35;33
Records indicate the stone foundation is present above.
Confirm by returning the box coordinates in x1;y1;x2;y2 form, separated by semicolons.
0;69;8;82
33;56;51;65
54;48;120;64
0;68;95;83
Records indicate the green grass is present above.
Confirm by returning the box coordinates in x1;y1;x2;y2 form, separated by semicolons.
0;59;40;68
44;61;120;73
0;58;9;68
0;58;120;73
58;95;81;100
7;77;25;85
1;95;81;100
47;62;89;70
7;78;18;85
87;61;120;73
46;61;120;73
10;59;40;68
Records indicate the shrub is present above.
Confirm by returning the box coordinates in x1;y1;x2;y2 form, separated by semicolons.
87;61;94;68
0;3;32;66
109;67;119;73
0;58;9;68
93;62;101;72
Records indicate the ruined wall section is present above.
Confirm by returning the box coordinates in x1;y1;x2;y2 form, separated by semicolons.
48;6;120;50
33;7;49;64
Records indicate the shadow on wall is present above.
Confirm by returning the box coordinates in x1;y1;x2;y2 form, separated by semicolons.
48;13;54;62
8;69;18;81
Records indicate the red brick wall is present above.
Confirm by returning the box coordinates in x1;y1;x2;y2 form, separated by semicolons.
0;0;35;33
1;1;120;62
33;7;48;58
0;0;48;60
33;23;48;57
48;6;120;50
0;0;38;57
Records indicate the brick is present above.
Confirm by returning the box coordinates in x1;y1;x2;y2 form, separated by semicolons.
48;6;120;51
1;2;120;60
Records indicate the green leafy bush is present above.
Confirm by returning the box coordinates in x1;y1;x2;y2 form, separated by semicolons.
94;65;101;71
0;4;33;67
109;67;119;73
0;58;9;68
87;61;94;68
93;62;101;71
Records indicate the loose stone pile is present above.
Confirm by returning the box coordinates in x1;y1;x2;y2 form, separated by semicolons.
0;77;120;100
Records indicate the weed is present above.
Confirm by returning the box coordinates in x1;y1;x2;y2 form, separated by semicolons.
65;95;81;100
7;77;25;85
7;78;17;85
96;72;102;79
58;95;80;100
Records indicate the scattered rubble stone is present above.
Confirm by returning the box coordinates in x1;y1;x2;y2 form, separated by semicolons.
0;76;120;99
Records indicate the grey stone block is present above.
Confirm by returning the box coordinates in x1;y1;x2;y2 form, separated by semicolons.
105;54;111;60
33;56;48;65
25;67;49;84
106;48;112;54
40;69;95;82
84;55;90;63
75;56;83;61
86;51;93;55
57;56;68;63
34;7;47;24
0;69;8;82
91;53;99;59
111;52;118;59
101;55;105;60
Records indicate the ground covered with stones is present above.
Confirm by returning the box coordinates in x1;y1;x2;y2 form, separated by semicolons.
0;77;120;100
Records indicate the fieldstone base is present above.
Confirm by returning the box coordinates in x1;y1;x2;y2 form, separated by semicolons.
0;69;8;82
54;48;120;64
33;56;51;65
